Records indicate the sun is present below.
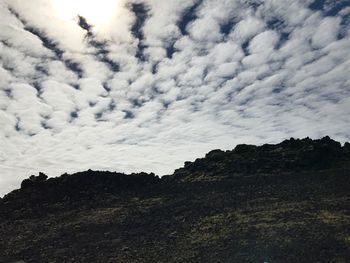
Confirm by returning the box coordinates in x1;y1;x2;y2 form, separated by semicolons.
53;0;119;28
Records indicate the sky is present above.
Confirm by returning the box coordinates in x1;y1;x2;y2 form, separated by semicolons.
0;0;350;196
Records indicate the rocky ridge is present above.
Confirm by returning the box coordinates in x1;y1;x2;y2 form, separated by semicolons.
0;136;350;262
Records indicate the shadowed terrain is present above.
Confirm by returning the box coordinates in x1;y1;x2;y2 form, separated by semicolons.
0;137;350;262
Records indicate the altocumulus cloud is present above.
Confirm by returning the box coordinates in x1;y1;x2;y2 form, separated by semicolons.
0;0;350;195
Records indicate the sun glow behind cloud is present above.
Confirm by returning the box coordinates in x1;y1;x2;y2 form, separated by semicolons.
1;0;350;197
52;0;119;28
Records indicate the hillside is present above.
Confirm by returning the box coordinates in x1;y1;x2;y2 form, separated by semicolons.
0;137;350;262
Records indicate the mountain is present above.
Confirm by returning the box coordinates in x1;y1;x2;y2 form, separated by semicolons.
0;137;350;263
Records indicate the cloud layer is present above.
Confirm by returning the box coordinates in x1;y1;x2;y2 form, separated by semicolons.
1;0;350;195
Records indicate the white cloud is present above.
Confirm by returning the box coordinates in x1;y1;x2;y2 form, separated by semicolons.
230;16;265;43
0;0;350;196
312;17;341;48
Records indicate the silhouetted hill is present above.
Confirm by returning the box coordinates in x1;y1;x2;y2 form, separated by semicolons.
1;137;350;262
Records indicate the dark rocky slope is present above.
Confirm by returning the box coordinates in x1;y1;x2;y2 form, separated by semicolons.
0;137;350;263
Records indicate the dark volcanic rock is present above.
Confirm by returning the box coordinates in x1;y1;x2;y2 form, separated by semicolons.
0;137;350;263
173;136;348;181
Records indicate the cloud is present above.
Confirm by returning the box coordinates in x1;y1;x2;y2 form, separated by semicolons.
311;16;341;48
0;0;350;196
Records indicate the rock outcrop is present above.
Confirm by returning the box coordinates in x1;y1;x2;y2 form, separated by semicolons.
0;137;349;263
